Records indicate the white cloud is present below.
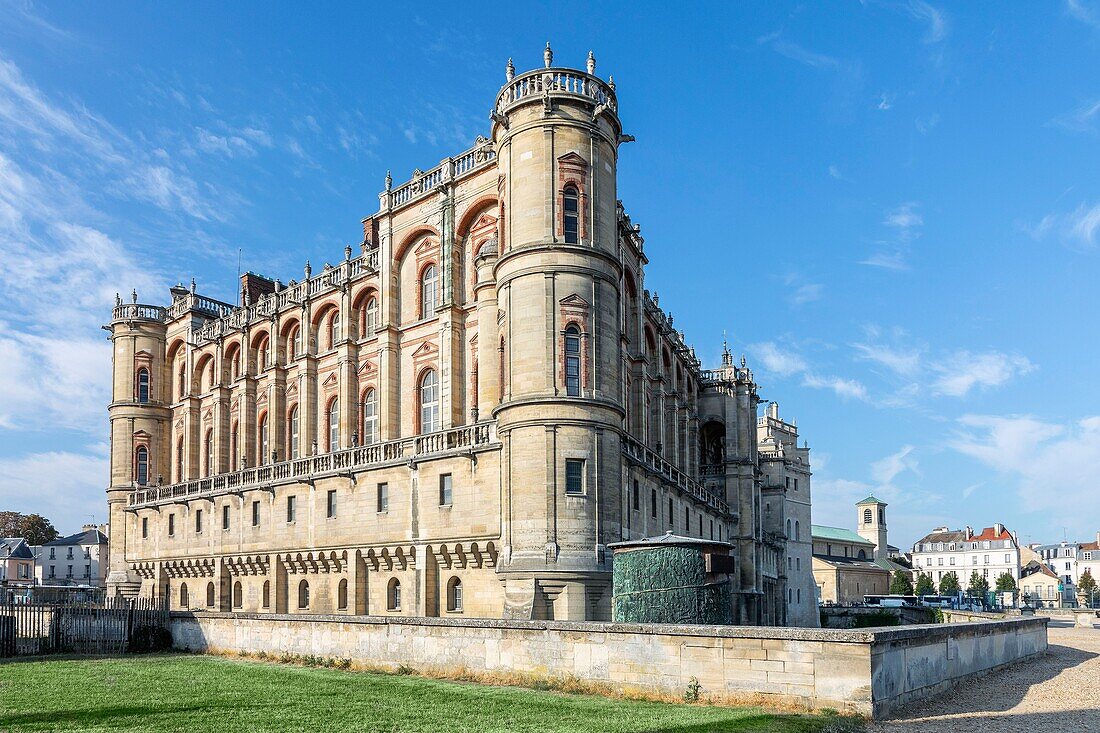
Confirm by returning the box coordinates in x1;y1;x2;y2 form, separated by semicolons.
884;202;923;230
853;342;922;377
870;445;918;484
769;39;840;69
791;283;824;305
802;373;869;401
905;1;948;43
196;127;256;158
861;203;923;270
124;165;222;222
750;342;807;377
0;449;110;530
1050;98;1100;133
859;249;910;271
828;164;844;180
877;93;893;110
931;351;1035;397
1067;0;1100;29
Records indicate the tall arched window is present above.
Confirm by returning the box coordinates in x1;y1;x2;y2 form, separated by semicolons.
262;580;270;608
863;508;873;524
419;370;439;434
563;186;579;243
330;312;341;347
135;446;149;485
258;413;269;466
176;438;184;482
136;368;150;403
230;351;240;380
257;337;268;371
230;422;238;469
564;325;581;397
298;579;310;609
420;264;437;318
180;583;189;609
364;298;378;338
447;577;463;612
795;520;800;541
287;326;299;361
177;362;186;399
387;578;401;611
233;581;243;609
204;430;214;477
328;398;340;451
288;406;300;459
361;389;378;445
206;361;215;391
206;581;215;607
338;579;348;610
786;519;792;538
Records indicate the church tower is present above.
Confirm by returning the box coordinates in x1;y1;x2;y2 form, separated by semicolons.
857;496;888;561
490;46;626;620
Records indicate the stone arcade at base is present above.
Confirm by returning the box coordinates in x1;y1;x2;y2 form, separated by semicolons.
106;47;818;626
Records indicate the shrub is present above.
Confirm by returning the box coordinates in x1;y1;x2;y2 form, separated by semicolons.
128;625;173;654
683;676;702;702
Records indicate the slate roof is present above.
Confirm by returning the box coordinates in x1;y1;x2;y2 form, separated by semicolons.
1;538;33;559
812;555;887;572
44;529;108;547
914;528;968;545
811;525;875;546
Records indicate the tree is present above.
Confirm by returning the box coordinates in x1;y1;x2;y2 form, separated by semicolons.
939;572;961;594
890;570;914;595
995;572;1016;592
0;511;20;537
915;572;936;596
968;571;990;597
17;514;59;545
1079;569;1097;606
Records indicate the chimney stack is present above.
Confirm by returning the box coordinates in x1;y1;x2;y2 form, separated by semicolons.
994;522;1004;537
965;526;973;540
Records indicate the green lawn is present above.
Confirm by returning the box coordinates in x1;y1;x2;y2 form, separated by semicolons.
0;655;859;733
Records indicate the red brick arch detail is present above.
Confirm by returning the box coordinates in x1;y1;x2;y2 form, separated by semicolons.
456;196;499;239
394;224;441;264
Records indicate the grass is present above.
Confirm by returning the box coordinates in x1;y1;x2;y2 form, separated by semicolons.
0;654;862;733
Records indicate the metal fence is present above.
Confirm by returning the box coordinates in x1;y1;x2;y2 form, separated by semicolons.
0;594;168;657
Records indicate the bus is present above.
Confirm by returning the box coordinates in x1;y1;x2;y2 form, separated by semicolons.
863;594;919;607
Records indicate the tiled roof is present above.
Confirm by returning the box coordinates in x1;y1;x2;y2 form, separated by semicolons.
971;525;1015;543
811;525;875;546
1079;541;1099;551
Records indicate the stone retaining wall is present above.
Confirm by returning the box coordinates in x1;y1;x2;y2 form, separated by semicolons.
169;612;1047;719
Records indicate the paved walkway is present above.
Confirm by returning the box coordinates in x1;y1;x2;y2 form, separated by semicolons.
868;621;1100;731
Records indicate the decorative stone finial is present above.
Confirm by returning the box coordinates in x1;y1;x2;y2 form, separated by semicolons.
506;57;515;81
304;260;312;278
544;41;553;68
586;51;596;75
131;288;138;304
741;354;747;368
115;292;121;307
608;74;616;91
274;279;282;292
344;244;352;261
190;277;196;294
722;339;732;367
384;170;392;190
244;290;250;306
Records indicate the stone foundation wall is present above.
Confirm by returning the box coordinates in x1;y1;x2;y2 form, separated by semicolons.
169;612;1047;719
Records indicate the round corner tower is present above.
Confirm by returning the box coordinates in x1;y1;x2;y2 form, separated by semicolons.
490;46;626;620
105;294;169;597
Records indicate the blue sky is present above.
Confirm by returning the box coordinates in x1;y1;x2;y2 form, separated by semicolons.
1;1;1098;549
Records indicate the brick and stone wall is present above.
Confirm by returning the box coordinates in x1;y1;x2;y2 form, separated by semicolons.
169;612;1047;718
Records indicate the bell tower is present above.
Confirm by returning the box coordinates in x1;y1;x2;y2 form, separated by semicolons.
490;45;626;620
856;496;889;561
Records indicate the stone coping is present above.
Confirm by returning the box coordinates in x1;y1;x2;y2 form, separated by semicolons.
172;610;1047;645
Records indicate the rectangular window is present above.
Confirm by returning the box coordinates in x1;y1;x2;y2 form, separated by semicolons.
565;459;584;495
650;489;657;518
251;500;260;527
377;483;389;513
287;495;296;523
950;557;956;565
684;506;689;531
327;489;337;519
785;476;790;489
668;497;673;527
222;505;230;531
793;478;799;491
142;518;148;538
195;508;203;533
632;480;639;511
439;473;453;506
168;514;175;537
84;564;90;578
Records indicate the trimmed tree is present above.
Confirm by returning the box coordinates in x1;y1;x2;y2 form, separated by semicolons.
915;572;936;596
968;571;990;598
890;569;914;595
995;572;1016;592
1079;569;1097;606
939;571;961;594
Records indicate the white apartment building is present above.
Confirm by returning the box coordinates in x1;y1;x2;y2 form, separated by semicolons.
32;526;109;587
1031;533;1100;606
910;523;1020;589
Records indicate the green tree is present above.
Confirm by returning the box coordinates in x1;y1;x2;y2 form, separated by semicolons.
16;514;58;545
0;511;21;537
968;571;989;597
915;572;936;596
995;572;1016;592
939;571;961;594
890;570;914;595
1079;569;1097;606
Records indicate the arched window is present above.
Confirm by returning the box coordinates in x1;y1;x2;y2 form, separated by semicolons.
786;519;792;538
287;326;299;361
564;325;581;397
795;520;800;541
206;581;215;607
330;312;341;347
262;580;270;608
361;389;378;445
176;438;184;482
230;422;238;469
419;370;439;434
206;361;215;391
858;549;867;560
338;579;348;610
420;264;437;318
136;368;150;403
364;298;378;338
135;446;149;486
298;580;310;609
233;581;243;609
328;398;340;451
230;351;240;380
863;508;872;524
498;336;506;401
288;406;300;459
204;430;214;477
258;413;269;466
257;337;268;371
179;583;189;609
177;362;186;399
387;578;401;611
563;186;579;243
447;577;463;612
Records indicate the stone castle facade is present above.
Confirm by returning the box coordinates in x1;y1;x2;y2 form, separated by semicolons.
105;47;817;626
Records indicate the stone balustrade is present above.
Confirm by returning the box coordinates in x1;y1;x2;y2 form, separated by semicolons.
111;303;168;323
494;67;616;116
383;139;497;211
621;434;727;513
128;421;498;509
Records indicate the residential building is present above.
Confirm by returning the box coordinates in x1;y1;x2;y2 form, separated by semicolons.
104;48;816;625
910;523;1020;591
32;526;109;587
1020;560;1063;608
0;538;35;587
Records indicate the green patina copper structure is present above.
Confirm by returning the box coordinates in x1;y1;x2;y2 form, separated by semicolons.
609;534;735;625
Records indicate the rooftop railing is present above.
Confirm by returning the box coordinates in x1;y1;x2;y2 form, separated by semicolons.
383;139;497;211
494;68;616;117
111;303;167;323
128;421;498;508
621;434;728;514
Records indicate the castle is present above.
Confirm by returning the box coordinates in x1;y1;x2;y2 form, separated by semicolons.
105;47;817;626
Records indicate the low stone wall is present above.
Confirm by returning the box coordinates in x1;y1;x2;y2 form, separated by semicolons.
820;605;934;628
941;609;1006;623
169;612;1047;719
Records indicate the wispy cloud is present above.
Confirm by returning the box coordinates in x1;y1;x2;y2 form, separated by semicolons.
1030;201;1100;249
877;93;894;110
931;351;1035;397
904;0;949;43
870;445;918;484
1066;0;1100;29
884;202;923;230
861;202;923;270
853;341;922;377
750;342;808;377
757;31;840;69
802;373;869;401
1049;98;1100;133
792;283;824;305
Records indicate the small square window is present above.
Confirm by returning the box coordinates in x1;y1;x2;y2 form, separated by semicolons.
439;474;453;506
377;483;389;513
565;459;584;495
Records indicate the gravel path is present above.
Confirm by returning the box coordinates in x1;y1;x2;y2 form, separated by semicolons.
867;621;1100;731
